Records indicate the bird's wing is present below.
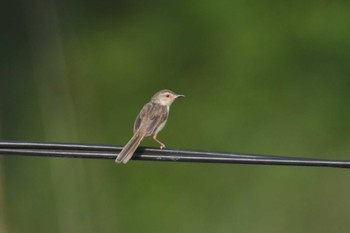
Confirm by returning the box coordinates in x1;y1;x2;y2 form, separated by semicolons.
133;102;153;133
146;106;168;135
133;103;168;136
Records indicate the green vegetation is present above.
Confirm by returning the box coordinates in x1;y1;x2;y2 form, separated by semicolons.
1;1;350;232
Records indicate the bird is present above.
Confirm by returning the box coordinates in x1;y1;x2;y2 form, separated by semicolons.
115;89;184;164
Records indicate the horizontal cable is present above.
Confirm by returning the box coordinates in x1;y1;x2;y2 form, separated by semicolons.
0;140;349;169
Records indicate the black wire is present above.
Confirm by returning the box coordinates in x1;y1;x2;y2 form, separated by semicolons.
0;140;349;169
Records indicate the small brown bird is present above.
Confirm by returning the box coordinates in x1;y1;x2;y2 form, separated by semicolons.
115;89;184;164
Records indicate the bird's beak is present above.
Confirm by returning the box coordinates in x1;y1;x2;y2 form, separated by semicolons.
176;94;185;98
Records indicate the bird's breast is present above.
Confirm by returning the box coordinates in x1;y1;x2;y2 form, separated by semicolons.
154;119;167;134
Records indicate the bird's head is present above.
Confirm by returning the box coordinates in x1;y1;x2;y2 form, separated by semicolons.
151;89;184;106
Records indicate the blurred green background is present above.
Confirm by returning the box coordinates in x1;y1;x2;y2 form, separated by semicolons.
1;0;350;232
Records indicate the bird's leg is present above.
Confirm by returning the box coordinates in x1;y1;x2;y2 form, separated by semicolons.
152;134;166;149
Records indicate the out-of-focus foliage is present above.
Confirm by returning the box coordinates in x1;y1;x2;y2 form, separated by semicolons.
1;0;350;232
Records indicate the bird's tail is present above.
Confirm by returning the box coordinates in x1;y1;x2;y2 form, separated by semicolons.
115;132;145;164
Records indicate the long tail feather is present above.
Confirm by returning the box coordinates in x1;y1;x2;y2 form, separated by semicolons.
115;132;144;164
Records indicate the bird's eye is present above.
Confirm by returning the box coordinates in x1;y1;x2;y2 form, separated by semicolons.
166;94;170;98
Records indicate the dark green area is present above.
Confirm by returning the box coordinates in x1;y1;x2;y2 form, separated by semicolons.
1;0;350;232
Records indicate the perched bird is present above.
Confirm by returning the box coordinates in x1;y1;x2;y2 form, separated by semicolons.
115;89;184;164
